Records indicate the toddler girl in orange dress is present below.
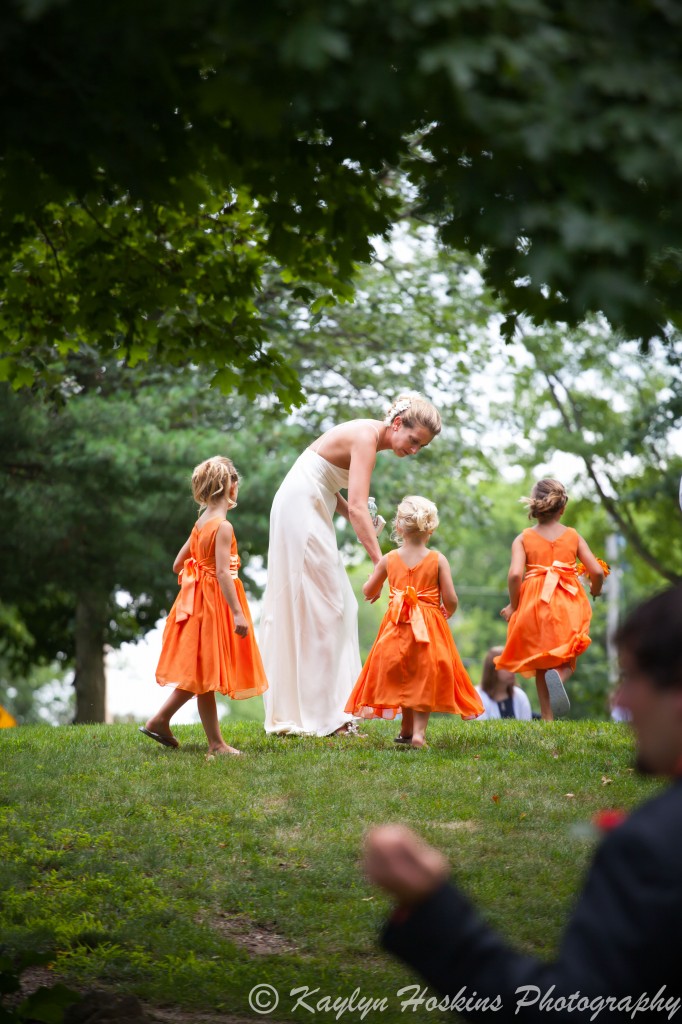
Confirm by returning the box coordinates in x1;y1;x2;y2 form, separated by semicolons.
495;479;605;720
345;496;483;748
140;456;268;756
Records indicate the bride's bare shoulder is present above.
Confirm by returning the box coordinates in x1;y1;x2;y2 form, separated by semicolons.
347;418;382;439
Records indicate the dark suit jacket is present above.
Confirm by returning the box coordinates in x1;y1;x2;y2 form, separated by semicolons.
383;777;682;1022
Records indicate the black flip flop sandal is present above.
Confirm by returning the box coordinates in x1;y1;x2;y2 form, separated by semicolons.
139;726;179;749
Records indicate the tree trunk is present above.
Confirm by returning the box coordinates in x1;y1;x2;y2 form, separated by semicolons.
73;593;107;723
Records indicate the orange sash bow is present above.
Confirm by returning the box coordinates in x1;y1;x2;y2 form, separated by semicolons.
388;585;439;643
525;560;579;604
176;555;233;622
176;558;200;622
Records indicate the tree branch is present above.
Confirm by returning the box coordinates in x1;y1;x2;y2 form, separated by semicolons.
0;461;45;479
34;217;64;282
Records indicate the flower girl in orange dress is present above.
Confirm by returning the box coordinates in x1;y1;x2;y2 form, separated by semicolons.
140;456;268;756
345;496;483;748
495;479;605;720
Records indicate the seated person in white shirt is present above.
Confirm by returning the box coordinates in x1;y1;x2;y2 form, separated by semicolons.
475;646;532;720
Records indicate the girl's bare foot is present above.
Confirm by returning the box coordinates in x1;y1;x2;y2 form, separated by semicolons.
207;743;243;758
411;736;428;749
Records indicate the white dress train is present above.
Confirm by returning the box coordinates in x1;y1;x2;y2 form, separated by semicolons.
260;448;361;735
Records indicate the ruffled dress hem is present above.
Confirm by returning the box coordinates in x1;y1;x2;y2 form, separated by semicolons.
353;702;481;721
496;634;591;677
155;676;266;698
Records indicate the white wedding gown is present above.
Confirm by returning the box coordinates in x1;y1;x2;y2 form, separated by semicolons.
260;447;361;735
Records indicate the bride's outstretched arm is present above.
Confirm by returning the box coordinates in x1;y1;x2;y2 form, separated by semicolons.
347;436;382;565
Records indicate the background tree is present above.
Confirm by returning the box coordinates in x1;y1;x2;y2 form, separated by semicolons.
3;0;682;396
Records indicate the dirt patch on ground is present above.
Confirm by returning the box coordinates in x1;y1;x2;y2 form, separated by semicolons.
258;795;291;812
430;820;480;832
274;824;302;843
147;1009;272;1024
199;910;299;957
16;966;57;997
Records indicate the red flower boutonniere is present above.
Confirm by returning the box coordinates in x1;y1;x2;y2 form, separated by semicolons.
593;809;628;832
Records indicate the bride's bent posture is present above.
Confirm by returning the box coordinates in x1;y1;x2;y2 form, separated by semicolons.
260;393;441;736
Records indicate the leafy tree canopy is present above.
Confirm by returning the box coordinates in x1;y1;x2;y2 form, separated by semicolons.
3;0;682;397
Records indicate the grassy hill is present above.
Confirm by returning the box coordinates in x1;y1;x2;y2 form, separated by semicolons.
0;720;662;1022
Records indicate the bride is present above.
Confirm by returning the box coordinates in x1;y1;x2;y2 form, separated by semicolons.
260;393;441;736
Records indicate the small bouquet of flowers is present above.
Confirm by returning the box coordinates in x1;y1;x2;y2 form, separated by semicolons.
576;557;611;578
576;558;610;599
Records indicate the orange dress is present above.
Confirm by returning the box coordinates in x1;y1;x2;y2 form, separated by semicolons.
345;550;484;720
155;517;268;698
495;527;592;677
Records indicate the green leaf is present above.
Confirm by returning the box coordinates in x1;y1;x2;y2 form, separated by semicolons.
17;984;80;1023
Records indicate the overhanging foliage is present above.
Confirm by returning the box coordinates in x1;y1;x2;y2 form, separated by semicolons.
2;1;682;397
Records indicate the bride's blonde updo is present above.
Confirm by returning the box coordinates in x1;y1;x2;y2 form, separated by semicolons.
392;495;440;538
191;455;239;510
521;478;568;522
384;392;442;436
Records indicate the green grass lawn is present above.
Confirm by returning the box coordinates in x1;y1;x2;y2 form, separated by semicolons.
0;719;662;1022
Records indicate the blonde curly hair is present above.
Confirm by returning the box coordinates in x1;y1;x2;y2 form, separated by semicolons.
521;478;568;523
191;456;239;511
392;495;440;538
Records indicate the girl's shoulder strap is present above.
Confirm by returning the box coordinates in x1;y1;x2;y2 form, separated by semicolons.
566;526;581;547
196;515;225;533
386;549;405;574
215;517;236;542
431;548;447;574
202;518;229;553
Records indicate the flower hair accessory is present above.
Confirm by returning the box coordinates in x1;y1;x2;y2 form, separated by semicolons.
384;395;414;425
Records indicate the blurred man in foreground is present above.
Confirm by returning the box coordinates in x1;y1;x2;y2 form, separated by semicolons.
365;586;682;1021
